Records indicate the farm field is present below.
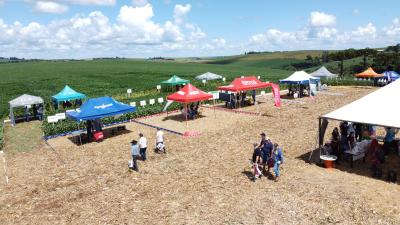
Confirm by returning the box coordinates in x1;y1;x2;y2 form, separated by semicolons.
1;86;400;224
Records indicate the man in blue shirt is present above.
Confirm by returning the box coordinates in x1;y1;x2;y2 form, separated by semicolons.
130;140;140;171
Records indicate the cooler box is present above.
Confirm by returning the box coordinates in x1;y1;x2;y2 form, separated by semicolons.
94;131;104;142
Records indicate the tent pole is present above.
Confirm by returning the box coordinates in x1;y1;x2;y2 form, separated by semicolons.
78;123;82;145
213;99;216;118
185;103;188;129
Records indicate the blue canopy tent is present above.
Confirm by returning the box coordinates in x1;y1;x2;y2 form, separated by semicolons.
67;96;136;121
66;96;136;143
52;85;86;108
383;71;400;81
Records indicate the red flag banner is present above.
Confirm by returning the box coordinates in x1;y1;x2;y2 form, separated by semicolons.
271;84;281;107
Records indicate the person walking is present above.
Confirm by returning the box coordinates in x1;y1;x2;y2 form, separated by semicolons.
139;133;148;161
271;143;284;182
130;140;140;171
156;128;165;153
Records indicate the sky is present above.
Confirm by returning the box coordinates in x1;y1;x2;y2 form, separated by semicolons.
0;0;399;59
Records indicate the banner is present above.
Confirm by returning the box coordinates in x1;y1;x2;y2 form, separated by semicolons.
271;84;281;107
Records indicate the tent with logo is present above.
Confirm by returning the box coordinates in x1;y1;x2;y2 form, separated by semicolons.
218;76;272;92
66;96;136;121
161;75;189;86
195;72;223;81
355;67;383;78
52;85;86;103
382;71;400;81
280;71;320;84
166;84;213;126
9;94;44;126
310;66;338;78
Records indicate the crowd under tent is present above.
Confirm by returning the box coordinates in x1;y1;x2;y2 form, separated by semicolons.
52;85;86;108
355;67;383;78
166;83;213;127
195;72;223;81
280;71;320;84
317;79;400;151
66;96;136;142
309;66;338;78
9;94;44;126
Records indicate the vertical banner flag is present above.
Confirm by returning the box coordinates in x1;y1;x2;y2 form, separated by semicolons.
271;84;281;107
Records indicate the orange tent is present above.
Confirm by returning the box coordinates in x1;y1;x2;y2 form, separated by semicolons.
355;67;383;78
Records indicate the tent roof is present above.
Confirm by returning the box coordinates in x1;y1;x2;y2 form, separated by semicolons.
309;66;338;78
195;72;223;81
52;85;86;102
161;75;189;85
322;79;400;128
383;71;400;80
355;67;383;78
218;76;271;92
66;96;136;121
279;71;320;84
167;84;213;103
9;94;44;108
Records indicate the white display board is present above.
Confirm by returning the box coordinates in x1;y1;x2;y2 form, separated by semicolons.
140;100;146;106
156;85;161;90
260;91;266;95
222;77;226;82
127;89;132;94
130;102;136;107
55;113;66;120
47;116;58;123
257;76;261;80
149;99;155;105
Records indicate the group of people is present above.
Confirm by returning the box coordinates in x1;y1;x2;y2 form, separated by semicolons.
251;133;284;182
129;128;165;171
24;104;44;122
228;91;256;109
327;121;399;178
181;102;200;119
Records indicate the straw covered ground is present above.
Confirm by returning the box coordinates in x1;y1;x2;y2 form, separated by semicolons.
1;86;400;225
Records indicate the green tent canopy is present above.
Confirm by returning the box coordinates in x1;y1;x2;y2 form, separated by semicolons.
52;85;86;103
161;75;189;86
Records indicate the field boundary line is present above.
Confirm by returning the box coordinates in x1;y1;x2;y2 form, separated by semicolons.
131;120;183;136
44;140;65;165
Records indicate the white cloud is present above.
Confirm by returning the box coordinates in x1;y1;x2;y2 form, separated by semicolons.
309;11;336;27
174;4;191;24
351;22;377;39
34;1;69;14
69;0;116;5
132;0;148;6
353;9;359;15
384;18;400;38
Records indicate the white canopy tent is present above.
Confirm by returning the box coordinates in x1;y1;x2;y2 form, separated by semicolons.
9;94;44;126
280;71;320;84
310;66;338;78
195;72;223;81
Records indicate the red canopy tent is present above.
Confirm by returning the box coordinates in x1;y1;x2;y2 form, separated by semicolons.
167;84;213;127
218;76;272;92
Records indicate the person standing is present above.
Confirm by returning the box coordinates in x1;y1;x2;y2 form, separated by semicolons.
156;128;165;153
130;140;140;171
271;143;284;182
139;133;148;161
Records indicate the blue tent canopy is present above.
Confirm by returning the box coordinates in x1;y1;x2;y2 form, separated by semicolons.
52;85;86;103
66;96;136;121
383;71;400;81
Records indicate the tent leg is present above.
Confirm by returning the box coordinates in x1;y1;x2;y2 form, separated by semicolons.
78;123;82;146
213;99;216;118
185;103;188;129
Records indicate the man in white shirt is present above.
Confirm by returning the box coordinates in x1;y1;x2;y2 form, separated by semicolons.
139;133;148;161
156;128;165;153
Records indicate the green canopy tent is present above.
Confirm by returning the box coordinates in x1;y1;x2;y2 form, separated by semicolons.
52;85;86;108
161;75;189;90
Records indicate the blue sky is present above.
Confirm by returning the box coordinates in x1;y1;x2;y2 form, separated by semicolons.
0;0;399;58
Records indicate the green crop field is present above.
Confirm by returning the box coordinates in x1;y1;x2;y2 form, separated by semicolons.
0;58;293;118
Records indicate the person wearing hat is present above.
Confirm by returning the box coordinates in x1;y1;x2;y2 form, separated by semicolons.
257;133;273;173
130;140;140;171
271;143;284;182
139;133;148;161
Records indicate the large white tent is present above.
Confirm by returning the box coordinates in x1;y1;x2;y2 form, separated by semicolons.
280;71;320;84
195;72;223;81
9;94;44;126
310;66;338;78
322;79;400;128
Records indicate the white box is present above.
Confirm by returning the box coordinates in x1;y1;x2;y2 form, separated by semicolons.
158;97;164;103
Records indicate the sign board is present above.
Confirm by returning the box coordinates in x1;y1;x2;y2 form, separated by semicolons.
55;113;66;120
140;100;146;107
241;76;244;78
149;99;155;105
47;116;58;123
202;79;206;84
156;85;161;90
257;76;261;80
158;97;164;103
260;91;266;95
130;102;136;107
222;77;226;82
127;89;132;94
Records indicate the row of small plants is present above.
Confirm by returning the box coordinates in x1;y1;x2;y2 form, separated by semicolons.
42;102;181;136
